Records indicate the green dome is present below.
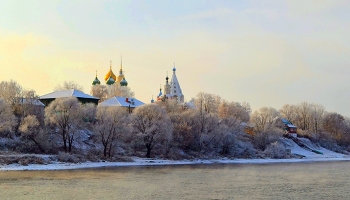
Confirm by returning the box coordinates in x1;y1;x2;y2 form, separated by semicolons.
106;76;115;85
92;77;101;85
120;77;128;86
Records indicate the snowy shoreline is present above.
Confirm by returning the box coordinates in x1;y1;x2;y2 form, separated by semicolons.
1;138;349;171
1;156;350;171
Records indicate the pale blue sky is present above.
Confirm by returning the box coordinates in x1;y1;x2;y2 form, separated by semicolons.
1;0;350;116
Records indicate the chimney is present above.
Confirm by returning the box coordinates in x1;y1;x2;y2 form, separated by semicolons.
126;98;129;102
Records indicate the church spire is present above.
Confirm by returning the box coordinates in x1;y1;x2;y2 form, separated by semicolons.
105;60;116;82
120;54;123;71
92;70;101;85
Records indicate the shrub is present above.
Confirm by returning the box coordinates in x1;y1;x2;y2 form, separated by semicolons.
264;141;288;159
57;152;86;163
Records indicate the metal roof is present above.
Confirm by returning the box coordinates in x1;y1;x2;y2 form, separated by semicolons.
39;89;99;100
98;96;144;108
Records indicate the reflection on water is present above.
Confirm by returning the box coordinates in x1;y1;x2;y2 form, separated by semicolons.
1;161;350;199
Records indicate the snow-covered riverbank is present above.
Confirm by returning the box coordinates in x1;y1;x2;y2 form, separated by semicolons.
1;138;349;171
1;156;350;171
1;154;350;171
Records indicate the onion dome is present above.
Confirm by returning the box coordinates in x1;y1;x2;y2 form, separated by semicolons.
173;62;176;71
92;71;101;85
92;77;100;85
120;77;128;86
106;76;115;85
151;96;154;103
104;61;117;82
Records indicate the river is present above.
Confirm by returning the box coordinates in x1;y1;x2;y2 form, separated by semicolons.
1;161;350;199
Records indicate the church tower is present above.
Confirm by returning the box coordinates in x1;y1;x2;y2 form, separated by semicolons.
162;63;184;102
103;56;128;86
169;63;184;102
117;55;125;83
105;60;116;85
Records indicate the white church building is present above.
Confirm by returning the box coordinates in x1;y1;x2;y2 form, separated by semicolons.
154;64;184;103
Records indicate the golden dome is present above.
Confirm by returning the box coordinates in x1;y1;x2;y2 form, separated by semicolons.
104;61;117;82
117;69;124;82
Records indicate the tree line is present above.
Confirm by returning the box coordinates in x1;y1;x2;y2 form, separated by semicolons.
0;80;349;160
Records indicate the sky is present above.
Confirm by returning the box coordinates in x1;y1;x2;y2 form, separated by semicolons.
1;0;350;116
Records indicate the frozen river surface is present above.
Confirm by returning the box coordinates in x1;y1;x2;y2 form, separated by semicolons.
1;161;350;199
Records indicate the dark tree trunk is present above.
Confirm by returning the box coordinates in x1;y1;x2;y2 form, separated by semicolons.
146;144;152;158
103;145;107;157
108;143;113;158
29;136;45;153
62;130;67;153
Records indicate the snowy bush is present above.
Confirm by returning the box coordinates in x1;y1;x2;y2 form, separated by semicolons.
57;152;86;163
264;141;288;159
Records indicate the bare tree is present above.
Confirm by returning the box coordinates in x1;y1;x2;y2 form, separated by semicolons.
295;102;312;130
54;81;84;92
0;98;16;134
194;92;221;114
279;104;297;123
19;115;44;152
90;84;108;102
107;84;135;98
94;106;128;157
44;97;81;152
250;107;281;134
0;80;23;107
218;100;250;122
310;103;325;135
155;99;181;114
323;112;345;141
250;107;282;150
168;110;196;151
130;104;172;158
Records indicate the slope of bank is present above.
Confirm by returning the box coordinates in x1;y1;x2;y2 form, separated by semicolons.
1;137;349;171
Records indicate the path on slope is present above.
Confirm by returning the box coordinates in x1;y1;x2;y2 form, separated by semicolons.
282;138;346;159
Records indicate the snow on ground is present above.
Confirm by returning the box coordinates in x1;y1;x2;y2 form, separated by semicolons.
1;138;349;171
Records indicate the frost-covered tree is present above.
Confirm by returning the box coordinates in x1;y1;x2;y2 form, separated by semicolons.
194;92;221;114
168;110;196;151
250;107;282;150
295;102;312;130
108;84;135;98
54;81;84;92
0;80;23;107
322;112;345;141
155;99;182;114
218;101;250;122
130;104;172;158
44;97;81;152
0;98;16;134
94;106;128;157
250;107;281;134
309;103;325;135
19;115;44;152
279;104;297;123
90;84;108;102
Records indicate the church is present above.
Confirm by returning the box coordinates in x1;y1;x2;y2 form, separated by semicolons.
92;56;128;87
153;64;184;103
91;56;145;109
91;58;184;106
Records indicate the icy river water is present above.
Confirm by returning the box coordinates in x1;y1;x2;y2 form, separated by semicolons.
1;161;350;199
